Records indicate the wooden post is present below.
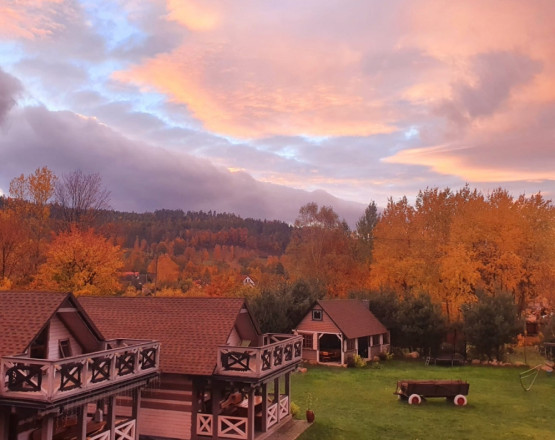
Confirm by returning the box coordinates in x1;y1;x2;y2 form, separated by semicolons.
8;410;18;440
261;383;268;432
273;377;280;423
40;414;54;440
191;381;199;440
0;409;9;440
77;404;88;440
247;387;255;440
285;373;291;415
132;388;142;440
211;382;221;440
108;395;116;440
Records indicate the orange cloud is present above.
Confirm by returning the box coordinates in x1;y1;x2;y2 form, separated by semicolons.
384;143;555;182
113;1;555;141
0;0;64;39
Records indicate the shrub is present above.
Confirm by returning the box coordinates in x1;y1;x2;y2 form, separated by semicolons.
347;354;367;368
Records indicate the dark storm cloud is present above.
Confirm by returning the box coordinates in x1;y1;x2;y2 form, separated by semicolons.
0;101;364;226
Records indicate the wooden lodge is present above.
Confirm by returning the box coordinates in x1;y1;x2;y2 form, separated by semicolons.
294;299;390;366
80;297;302;440
0;291;160;440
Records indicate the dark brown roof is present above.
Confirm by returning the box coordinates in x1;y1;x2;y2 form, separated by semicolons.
0;291;70;358
79;297;247;376
318;300;388;339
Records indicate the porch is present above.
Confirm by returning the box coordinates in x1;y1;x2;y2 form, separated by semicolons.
197;394;291;440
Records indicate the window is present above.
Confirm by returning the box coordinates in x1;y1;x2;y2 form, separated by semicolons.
346;339;356;351
312;309;322;321
302;334;313;349
59;339;72;358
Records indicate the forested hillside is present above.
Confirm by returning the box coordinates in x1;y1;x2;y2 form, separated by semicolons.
1;167;554;346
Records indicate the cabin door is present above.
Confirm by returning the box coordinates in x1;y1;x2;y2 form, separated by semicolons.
357;337;369;359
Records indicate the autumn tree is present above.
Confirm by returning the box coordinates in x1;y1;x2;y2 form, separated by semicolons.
370;186;555;319
0;209;28;283
356;200;380;263
8;166;57;271
55;169;111;227
34;226;123;296
284;203;367;297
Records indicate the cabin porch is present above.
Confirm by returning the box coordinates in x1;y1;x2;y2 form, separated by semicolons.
194;377;293;440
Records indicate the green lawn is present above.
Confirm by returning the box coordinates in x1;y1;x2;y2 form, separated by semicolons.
291;360;554;440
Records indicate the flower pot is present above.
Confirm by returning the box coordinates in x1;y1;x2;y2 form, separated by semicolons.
306;409;315;423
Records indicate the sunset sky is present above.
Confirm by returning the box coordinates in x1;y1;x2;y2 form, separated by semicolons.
1;0;553;225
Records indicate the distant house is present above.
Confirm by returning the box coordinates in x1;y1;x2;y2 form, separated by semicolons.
0;291;160;440
242;276;256;287
80;297;302;440
294;299;390;366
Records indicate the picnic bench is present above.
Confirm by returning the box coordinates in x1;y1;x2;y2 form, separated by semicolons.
394;379;469;406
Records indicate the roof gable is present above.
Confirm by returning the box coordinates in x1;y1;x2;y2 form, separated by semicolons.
0;291;103;358
316;300;388;339
79;297;248;376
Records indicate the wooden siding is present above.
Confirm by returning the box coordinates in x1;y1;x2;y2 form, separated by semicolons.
302;349;318;362
296;306;341;334
140;374;192;440
47;314;83;360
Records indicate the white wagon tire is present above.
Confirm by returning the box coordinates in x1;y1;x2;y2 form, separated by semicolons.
453;394;467;406
408;394;422;405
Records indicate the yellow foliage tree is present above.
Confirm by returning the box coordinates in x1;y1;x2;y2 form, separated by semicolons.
35;227;123;296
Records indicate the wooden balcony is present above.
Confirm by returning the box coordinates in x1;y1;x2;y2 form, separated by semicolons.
215;334;302;379
0;340;159;403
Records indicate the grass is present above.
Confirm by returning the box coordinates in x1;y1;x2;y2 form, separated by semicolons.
291;358;554;440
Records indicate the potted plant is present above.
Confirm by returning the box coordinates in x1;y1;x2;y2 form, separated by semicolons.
305;393;315;423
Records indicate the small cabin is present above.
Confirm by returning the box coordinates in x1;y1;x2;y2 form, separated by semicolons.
80;296;302;440
294;299;390;366
0;291;159;440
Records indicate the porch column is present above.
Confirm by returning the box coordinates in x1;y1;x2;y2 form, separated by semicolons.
211;382;222;440
246;387;255;440
0;410;8;440
132;388;142;440
340;334;344;365
107;395;117;440
191;381;199;440
8;410;18;440
40;414;54;440
77;403;88;440
285;373;291;414
261;382;269;432
273;377;280;423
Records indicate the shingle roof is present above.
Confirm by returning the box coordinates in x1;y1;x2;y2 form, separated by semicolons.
318;299;388;339
0;291;70;358
79;297;246;376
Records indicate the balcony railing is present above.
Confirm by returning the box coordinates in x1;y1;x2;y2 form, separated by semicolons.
216;334;302;379
0;340;159;403
197;395;290;440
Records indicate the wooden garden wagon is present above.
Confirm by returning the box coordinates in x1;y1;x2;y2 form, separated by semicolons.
394;380;470;406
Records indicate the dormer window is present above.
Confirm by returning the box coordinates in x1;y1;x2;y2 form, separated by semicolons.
312;310;323;321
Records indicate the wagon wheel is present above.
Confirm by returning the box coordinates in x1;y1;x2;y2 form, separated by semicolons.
453;394;467;406
408;394;422;405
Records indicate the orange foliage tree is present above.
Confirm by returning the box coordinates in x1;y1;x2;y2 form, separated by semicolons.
35;227;123;296
285;203;369;297
371;186;555;319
